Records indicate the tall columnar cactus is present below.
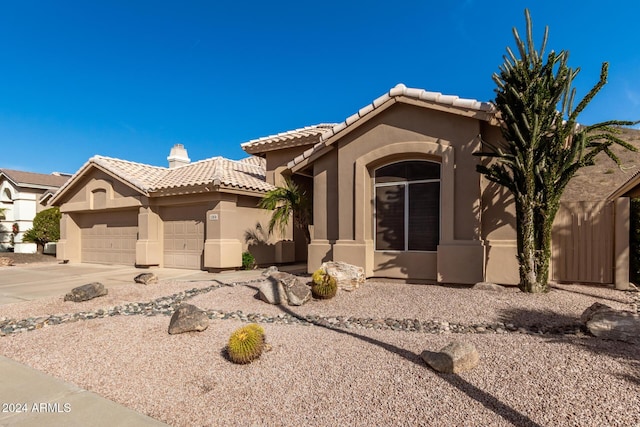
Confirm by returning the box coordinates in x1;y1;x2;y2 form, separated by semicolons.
475;9;637;292
227;324;265;364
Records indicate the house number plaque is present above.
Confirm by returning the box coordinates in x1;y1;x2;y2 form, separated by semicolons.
209;214;219;221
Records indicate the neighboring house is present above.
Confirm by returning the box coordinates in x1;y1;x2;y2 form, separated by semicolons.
0;169;70;253
51;84;639;288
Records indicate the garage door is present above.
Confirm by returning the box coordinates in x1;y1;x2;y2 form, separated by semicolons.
162;206;206;269
80;212;138;265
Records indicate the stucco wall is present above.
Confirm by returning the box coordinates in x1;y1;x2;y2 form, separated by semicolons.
478;122;519;284
56;170;144;213
307;102;487;283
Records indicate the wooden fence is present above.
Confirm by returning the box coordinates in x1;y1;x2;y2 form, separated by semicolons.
551;201;615;284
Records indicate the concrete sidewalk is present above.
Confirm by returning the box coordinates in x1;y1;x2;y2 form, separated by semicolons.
0;262;306;426
0;355;167;426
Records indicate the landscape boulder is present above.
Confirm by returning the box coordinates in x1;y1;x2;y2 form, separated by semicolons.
134;272;158;285
472;282;506;292
421;341;479;374
64;282;108;302
257;271;311;306
318;261;365;292
261;266;279;277
0;257;14;267
581;302;640;344
168;303;210;334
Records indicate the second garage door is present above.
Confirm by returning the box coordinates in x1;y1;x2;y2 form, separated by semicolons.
162;206;206;269
79;211;138;265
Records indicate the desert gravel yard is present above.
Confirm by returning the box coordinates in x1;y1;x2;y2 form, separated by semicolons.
0;274;638;426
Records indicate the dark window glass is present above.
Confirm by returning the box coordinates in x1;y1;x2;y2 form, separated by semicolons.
375;160;440;183
375;185;404;250
408;182;439;251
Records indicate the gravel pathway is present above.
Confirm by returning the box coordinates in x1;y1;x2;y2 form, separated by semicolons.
0;275;638;426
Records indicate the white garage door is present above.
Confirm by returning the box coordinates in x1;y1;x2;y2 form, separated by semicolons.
162;206;206;269
80;212;138;265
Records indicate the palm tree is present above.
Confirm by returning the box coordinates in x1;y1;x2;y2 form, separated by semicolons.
258;178;311;243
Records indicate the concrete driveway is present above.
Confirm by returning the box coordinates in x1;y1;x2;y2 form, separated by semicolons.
0;263;222;305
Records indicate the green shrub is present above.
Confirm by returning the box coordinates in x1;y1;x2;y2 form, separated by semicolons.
242;251;256;270
227;324;265;364
22;207;61;253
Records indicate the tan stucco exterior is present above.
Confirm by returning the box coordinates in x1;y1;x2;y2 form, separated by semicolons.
51;85;633;287
54;167;295;270
296;101;492;283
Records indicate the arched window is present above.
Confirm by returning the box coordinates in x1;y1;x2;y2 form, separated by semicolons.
374;160;440;251
1;188;12;203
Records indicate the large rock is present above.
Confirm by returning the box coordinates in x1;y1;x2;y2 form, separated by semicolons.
472;282;505;292
258;278;287;305
319;261;365;291
257;272;311;306
168;303;210;334
421;341;479;374
261;266;279;277
64;282;108;302
134;272;158;285
581;302;640;344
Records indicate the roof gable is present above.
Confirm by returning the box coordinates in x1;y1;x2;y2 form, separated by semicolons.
51;154;274;205
0;169;70;189
288;84;496;172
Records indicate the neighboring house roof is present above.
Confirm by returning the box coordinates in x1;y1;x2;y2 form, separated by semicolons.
287;84;496;171
0;169;70;190
50;154;274;205
241;123;338;155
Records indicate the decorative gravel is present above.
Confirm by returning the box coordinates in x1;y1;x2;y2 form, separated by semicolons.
0;274;638;426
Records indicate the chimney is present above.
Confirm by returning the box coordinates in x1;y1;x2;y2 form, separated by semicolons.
167;143;190;168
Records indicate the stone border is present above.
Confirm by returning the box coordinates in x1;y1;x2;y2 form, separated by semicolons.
1;279;636;338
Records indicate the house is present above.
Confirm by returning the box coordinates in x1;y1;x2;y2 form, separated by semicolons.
51;84;638;288
0;169;70;253
49;144;313;270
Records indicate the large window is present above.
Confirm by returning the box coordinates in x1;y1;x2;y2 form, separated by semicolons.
375;160;440;251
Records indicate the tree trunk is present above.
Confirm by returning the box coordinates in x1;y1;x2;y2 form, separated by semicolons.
515;194;551;293
515;194;557;293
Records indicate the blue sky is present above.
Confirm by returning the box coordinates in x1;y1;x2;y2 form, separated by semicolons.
1;1;639;174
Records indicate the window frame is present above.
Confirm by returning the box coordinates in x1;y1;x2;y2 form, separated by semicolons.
373;159;441;253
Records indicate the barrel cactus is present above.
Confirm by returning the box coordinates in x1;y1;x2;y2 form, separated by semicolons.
227;323;265;364
311;268;337;299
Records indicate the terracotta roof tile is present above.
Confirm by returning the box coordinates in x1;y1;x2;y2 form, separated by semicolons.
287;83;496;170
241;123;337;154
0;169;70;188
151;157;274;192
52;154;274;204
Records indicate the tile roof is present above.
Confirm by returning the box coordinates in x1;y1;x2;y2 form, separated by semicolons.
152;156;274;192
241;123;338;154
51;154;273;204
287;83;496;170
0;169;70;188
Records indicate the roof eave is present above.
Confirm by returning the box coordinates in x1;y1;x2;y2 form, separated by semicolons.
606;169;640;201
